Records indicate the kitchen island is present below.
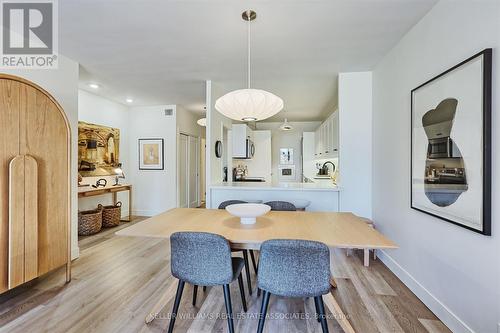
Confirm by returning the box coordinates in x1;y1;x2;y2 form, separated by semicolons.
208;181;340;211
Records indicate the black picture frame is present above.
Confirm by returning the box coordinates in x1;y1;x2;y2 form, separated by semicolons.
410;48;492;236
138;138;164;170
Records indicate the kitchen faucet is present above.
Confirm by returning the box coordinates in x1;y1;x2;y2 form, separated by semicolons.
318;161;336;175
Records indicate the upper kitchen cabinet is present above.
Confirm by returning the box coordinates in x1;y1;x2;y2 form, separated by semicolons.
232;124;255;159
314;110;339;158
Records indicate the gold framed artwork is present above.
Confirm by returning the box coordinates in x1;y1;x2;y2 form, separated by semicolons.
139;138;164;170
78;121;120;176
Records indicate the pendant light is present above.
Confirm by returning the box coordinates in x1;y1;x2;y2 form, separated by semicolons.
197;118;206;127
215;10;283;122
280;118;293;131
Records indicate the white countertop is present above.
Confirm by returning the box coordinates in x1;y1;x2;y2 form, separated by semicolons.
210;180;340;192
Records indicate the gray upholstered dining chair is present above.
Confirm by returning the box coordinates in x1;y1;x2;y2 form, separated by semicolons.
263;201;297;211
256;239;331;333
218;200;258;296
168;232;247;333
218;200;247;209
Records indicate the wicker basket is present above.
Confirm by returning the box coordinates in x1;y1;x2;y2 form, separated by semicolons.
101;202;122;228
78;206;103;236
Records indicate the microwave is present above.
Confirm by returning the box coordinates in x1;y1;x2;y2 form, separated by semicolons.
233;139;255;159
245;139;255;159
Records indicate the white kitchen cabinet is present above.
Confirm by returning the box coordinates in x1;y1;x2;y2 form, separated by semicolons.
314;110;339;158
330;112;339;155
232;124;253;158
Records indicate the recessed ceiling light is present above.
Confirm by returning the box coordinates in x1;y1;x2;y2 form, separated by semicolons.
88;83;100;89
125;98;133;103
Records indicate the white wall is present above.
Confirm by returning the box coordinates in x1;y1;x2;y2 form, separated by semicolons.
372;2;500;332
77;90;130;218
1;55;80;259
338;72;372;218
256;121;321;183
128;105;177;216
206;81;233;207
177;105;204;138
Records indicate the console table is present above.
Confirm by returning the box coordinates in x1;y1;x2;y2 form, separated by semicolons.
78;184;132;222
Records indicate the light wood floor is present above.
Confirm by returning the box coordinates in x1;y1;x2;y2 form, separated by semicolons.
0;217;451;333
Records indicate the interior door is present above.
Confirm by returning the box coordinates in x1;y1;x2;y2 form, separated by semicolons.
188;136;199;208
179;134;188;208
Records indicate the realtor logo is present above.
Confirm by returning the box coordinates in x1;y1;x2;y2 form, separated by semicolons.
0;0;58;68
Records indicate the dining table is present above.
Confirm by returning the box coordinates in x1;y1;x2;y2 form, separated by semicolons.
116;208;398;333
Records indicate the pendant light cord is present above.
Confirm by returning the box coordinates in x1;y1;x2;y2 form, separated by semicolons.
247;14;251;89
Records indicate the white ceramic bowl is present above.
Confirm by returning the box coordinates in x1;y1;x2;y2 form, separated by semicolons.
225;203;271;225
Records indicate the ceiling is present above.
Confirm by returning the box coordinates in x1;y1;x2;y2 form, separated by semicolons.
60;0;437;121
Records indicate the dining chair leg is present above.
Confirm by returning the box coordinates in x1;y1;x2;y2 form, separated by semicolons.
315;295;329;333
257;290;271;333
192;285;198;306
242;250;253;295
249;250;258;274
203;286;207;292
314;297;321;322
237;274;248;312
222;284;235;333
167;280;185;333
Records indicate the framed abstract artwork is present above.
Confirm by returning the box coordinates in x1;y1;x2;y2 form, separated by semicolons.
139;138;164;170
410;49;491;235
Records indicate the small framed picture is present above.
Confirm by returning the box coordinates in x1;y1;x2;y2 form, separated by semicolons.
139;138;164;170
279;148;294;165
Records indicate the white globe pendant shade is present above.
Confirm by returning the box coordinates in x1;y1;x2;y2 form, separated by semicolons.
197;118;206;127
215;88;284;122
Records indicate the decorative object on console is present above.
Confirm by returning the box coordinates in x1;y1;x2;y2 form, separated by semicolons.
225;203;271;225
78;121;120;176
92;178;107;188
139;138;164;170
77;172;85;186
113;163;125;186
214;10;283;122
411;49;491;235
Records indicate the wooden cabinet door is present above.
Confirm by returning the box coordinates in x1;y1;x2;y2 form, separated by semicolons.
21;83;69;277
0;79;20;293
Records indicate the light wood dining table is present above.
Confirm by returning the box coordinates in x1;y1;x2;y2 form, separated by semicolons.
116;208;397;333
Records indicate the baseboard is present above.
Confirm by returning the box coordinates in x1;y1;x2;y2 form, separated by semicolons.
132;209;157;217
378;250;474;333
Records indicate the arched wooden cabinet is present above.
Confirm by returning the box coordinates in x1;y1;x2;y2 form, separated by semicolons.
0;74;71;293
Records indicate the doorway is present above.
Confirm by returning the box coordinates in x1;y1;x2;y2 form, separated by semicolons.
178;133;200;208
